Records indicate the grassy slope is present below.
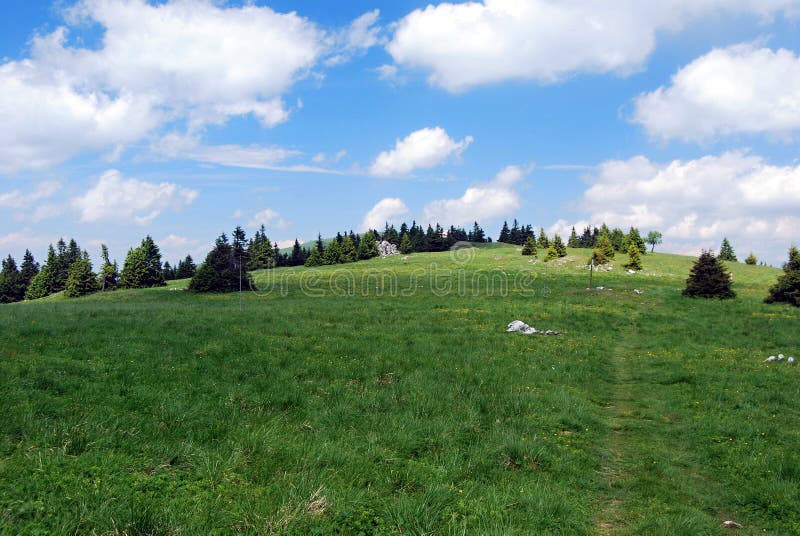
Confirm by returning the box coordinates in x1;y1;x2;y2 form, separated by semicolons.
0;246;798;535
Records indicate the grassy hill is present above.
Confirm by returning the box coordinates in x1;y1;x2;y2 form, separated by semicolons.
1;245;798;534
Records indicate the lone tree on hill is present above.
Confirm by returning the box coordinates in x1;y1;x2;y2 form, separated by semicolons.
745;252;757;265
646;230;662;253
764;246;800;307
65;251;98;298
683;251;735;299
718;237;737;262
521;236;537;256
623;244;643;271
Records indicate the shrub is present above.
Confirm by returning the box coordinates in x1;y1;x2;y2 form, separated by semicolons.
683;251;735;299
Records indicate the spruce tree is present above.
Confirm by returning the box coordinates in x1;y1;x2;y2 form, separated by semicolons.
358;231;379;259
521;236;537;256
0;255;24;303
98;244;119;291
683;251;735;299
553;234;567;257
189;234;249;292
323;239;342;265
65;251;98;298
591;234;615;264
290;240;306;266
718;238;737;262
340;236;357;263
25;269;50;300
544;244;558;261
745;252;757;265
610;228;626;252
20;249;39;288
499;221;511;243
626;227;647;255
623;244;643;271
175;255;197;278
568;227;579;248
304;248;324;267
399;233;412;254
120;236;165;288
764;246;800;307
537;228;549;249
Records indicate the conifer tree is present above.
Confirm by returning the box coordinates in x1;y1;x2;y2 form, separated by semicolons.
304;248;324;267
65;251;98;298
580;226;593;248
745;252;757;265
175;255;197;279
623;244;643;271
537;228;549;249
315;234;325;253
718;238;737;262
399;233;412;254
323;239;342;265
626;227;647;255
683;251;735;299
98;244;119;291
521;236;537;256
471;222;485;242
120;236;165;288
25;269;50;300
290;240;306;266
20;249;39;288
610;228;626;252
41;245;59;294
499;221;511;243
544;244;559;261
764;246;800;307
591;234;615;264
340;236;357;263
0;255;24;303
568;227;579;248
358;231;380;259
189;234;250;292
553;234;567;257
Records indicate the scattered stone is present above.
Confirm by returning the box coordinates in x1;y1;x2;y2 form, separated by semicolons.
788;356;795;364
627;269;636;274
778;353;785;360
596;286;604;290
721;520;742;529
633;289;643;295
764;355;777;362
506;320;560;336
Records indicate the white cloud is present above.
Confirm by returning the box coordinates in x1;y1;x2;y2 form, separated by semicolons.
72;169;198;224
577;150;800;263
361;198;409;231
369;127;473;177
248;208;289;230
422;165;525;226
326;9;384;66
633;44;800;141
387;0;798;92
0;181;61;209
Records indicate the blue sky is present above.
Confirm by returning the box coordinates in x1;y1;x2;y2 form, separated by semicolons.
1;0;799;266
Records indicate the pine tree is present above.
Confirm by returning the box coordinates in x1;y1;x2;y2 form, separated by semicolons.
626;227;647;255
553;234;567;257
340;236;357;263
358;231;380;259
764;246;800;307
41;245;59;295
315;234;325;253
718;238;737;262
0;255;25;303
175;255;197;279
65;251;98;298
290;240;306;266
98;244;119;291
471;222;485;242
745;252;757;265
19;249;39;288
568;227;579;248
189;234;250;292
683;251;735;299
399;233;412;254
623;244;643;271
537;228;549;249
610;228;626;252
544;244;558;261
304;248;324;267
591;234;615;264
580;226;593;248
25;269;50;300
521;236;537;256
323;240;342;265
162;261;174;281
120;236;165;288
51;238;71;292
498;221;511;243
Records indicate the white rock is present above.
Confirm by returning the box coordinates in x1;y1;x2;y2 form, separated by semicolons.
596;286;604;290
633;289;642;295
764;356;777;362
778;354;785;361
788;356;795;364
627;269;636;274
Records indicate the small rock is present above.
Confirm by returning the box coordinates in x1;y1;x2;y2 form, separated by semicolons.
596;286;604;290
788;356;795;364
627;269;636;274
721;520;742;529
778;354;785;361
633;289;642;295
764;356;777;362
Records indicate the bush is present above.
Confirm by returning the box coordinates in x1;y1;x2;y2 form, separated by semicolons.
683;251;735;299
623;244;643;271
765;246;800;307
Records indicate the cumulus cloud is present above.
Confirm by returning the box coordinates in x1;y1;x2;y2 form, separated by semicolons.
578;151;800;263
633;44;800;141
369;127;473;177
361;198;410;231
0;1;378;172
387;0;798;92
72;169;198;224
248;208;289;230
422;165;525;226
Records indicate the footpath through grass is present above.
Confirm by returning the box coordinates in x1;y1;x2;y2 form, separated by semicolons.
1;246;798;534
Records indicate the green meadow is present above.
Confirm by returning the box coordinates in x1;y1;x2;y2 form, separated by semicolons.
1;244;799;535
